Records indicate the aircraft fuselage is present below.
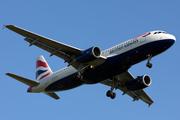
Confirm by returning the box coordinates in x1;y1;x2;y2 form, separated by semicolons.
30;31;175;92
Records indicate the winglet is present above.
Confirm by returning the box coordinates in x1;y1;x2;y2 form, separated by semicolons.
148;103;153;107
3;24;6;29
3;24;13;29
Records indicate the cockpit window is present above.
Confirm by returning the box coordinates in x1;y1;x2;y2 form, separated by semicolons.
154;31;167;34
162;31;167;34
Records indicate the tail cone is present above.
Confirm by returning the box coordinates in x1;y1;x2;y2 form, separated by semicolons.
27;86;32;92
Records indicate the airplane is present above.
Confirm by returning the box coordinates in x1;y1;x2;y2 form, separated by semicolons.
5;25;176;106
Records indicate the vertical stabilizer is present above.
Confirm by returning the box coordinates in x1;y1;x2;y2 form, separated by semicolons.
36;55;53;81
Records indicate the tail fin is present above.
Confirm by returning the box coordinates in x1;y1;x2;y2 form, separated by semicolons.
36;55;53;81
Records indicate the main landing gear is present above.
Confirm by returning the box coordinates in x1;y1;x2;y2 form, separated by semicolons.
74;72;83;80
106;90;116;99
73;64;88;81
146;54;153;68
106;78;119;99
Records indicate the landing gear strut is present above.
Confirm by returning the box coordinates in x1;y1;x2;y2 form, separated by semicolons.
146;54;153;68
106;78;119;99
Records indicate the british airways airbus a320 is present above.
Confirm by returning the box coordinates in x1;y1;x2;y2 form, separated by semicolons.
5;25;176;106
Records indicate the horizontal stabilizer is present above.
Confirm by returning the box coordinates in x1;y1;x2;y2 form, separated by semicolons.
44;92;60;100
6;73;39;86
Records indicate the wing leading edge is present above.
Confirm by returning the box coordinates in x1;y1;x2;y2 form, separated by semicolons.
101;71;154;106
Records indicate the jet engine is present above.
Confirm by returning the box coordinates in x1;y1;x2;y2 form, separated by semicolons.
75;46;101;63
126;75;151;91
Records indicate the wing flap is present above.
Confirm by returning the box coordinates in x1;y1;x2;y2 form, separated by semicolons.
44;92;60;100
133;90;154;106
24;37;69;61
6;73;39;86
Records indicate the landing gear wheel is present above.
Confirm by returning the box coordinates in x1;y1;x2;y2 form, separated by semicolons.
78;74;83;80
106;90;116;99
74;72;83;80
146;62;152;68
110;92;116;99
106;90;112;97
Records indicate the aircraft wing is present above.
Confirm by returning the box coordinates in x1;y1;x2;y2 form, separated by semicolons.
5;25;106;69
5;25;82;63
101;71;154;106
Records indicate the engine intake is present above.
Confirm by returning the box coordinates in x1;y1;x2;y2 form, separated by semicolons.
126;75;151;91
75;46;101;63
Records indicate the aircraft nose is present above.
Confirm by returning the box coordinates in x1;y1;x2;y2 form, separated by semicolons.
169;34;176;42
27;86;32;92
162;34;176;48
167;34;176;42
169;34;176;45
163;34;176;45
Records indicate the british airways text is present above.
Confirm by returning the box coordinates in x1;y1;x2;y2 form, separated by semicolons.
110;39;138;54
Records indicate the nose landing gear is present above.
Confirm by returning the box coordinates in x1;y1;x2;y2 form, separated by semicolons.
146;54;153;68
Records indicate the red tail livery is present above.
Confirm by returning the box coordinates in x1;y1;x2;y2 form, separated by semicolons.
36;56;53;81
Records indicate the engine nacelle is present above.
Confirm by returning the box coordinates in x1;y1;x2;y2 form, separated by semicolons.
75;46;101;63
126;75;151;91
